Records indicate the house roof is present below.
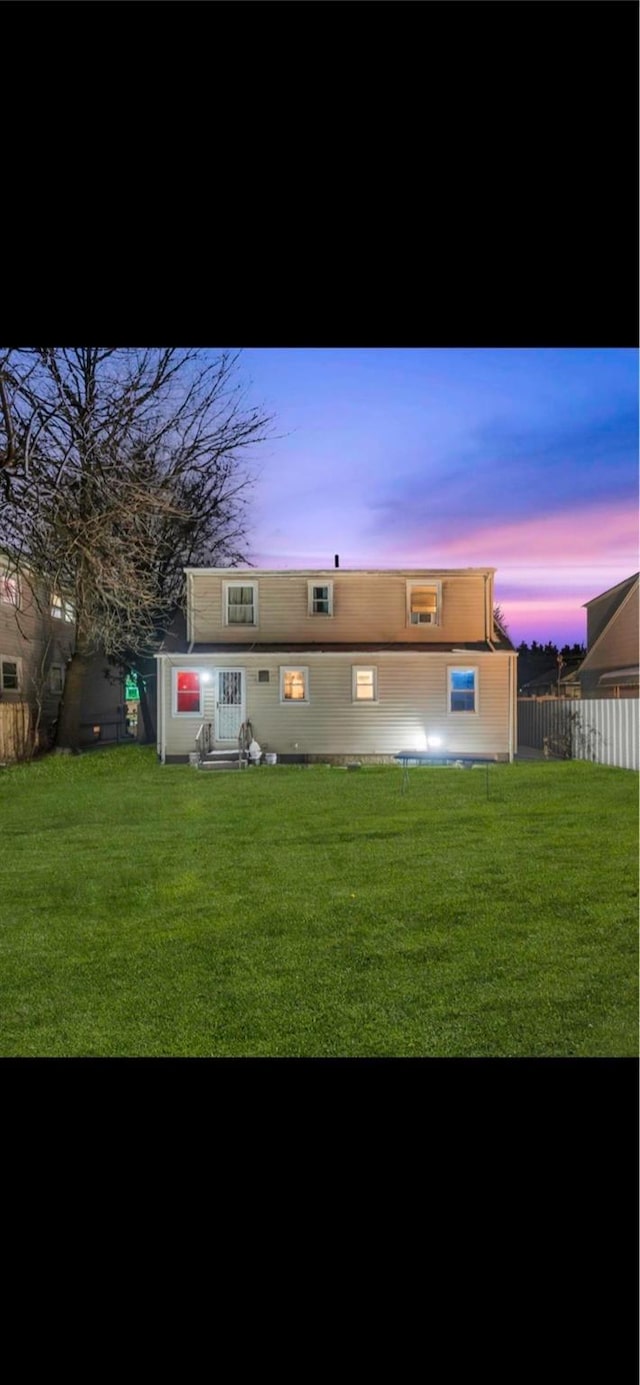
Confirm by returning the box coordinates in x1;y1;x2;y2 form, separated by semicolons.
184;566;498;577
518;658;583;692
583;573;639;608
578;573;639;673
161;640;506;656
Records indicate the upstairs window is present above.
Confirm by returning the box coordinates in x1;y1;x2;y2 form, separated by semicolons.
407;582;440;626
1;658;20;691
51;592;75;622
173;670;203;716
0;570;19;606
448;667;478;714
280;667;309;702
308;581;333;616
224;581;258;626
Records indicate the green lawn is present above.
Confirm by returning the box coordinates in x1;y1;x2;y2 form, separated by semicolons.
0;747;637;1056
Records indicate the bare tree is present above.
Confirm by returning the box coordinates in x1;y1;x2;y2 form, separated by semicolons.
493;604;510;639
0;349;274;749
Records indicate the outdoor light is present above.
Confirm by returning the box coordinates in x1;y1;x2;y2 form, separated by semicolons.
427;735;443;749
201;672;211;682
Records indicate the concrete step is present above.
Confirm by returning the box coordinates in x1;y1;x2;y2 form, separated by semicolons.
203;749;242;761
198;760;245;771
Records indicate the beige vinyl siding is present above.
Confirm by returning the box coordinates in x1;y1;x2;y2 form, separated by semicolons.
161;652;514;759
189;570;491;645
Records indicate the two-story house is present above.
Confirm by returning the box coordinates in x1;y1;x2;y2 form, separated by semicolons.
0;552;136;756
0;557;76;752
155;565;518;764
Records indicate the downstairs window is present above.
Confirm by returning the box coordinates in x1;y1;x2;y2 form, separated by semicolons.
448;667;478;713
174;670;203;716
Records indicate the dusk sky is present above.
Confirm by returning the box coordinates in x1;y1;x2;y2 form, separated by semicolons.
238;348;638;648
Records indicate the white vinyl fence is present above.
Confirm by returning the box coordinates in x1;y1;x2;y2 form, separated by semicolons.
573;699;639;771
518;698;639;771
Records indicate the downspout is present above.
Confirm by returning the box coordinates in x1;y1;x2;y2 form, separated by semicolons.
187;572;194;653
156;655;165;764
508;653;515;763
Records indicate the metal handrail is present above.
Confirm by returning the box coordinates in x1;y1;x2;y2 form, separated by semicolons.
195;722;210;760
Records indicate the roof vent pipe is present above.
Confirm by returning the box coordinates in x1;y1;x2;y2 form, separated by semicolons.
334;554;339;569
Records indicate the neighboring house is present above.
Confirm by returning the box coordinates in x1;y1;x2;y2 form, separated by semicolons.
575;573;639;699
156;566;518;764
0;557;75;746
519;659;583;698
0;554;133;752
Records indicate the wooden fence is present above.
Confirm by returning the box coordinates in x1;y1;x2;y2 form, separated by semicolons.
0;702;35;763
518;697;639;771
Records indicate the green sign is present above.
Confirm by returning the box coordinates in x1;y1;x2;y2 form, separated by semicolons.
125;674;140;701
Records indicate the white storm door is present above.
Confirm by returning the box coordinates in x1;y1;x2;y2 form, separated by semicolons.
215;669;245;741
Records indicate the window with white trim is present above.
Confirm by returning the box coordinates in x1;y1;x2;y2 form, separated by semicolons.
0;569;19;606
448;667;478;714
49;664;64;694
51;592;75;622
172;669;203;716
307;581;333;617
223;581;258;626
1;658;21;692
352;667;377;702
280;667;309;702
407;581;440;626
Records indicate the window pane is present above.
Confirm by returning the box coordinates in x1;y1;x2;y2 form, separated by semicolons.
451;670;475;691
355;669;375;699
177;671;201;713
450;691;475;712
2;661;18;690
411;588;437;613
51;594;63;618
227;585;254;623
450;669;476;712
284;671;306;700
312;585;329;614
